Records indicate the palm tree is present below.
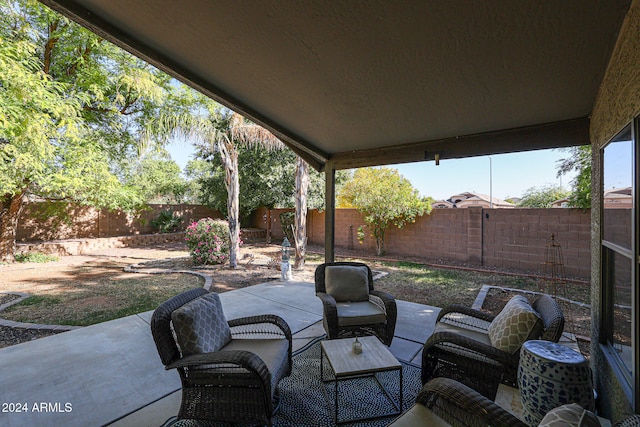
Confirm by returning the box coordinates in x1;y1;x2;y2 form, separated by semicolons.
293;156;309;269
146;103;312;269
218;112;312;270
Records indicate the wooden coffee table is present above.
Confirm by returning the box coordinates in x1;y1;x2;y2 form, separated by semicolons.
320;336;402;424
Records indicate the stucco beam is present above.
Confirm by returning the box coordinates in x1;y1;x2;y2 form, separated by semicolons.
329;118;590;170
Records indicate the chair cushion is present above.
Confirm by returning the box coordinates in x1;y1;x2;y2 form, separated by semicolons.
538;403;600;427
171;292;231;356
487;295;543;354
387;402;450;427
325;265;370;302
336;301;387;327
221;338;290;394
434;321;492;346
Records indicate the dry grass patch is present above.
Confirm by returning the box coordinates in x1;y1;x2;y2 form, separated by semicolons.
2;273;202;326
370;261;546;308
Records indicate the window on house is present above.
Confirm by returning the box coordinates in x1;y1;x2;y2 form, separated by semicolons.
601;123;637;407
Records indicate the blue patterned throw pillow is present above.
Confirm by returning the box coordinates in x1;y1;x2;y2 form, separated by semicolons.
171;292;231;356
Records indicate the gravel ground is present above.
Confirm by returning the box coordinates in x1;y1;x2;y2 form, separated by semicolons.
0;326;65;349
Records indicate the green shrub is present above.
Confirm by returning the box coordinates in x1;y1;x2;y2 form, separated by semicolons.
184;218;230;265
279;211;295;243
15;252;59;263
151;210;183;233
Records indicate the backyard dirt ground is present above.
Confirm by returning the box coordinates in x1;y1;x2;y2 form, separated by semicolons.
1;240;591;355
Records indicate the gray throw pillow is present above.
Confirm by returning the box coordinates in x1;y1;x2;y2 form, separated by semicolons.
325;265;369;302
171;292;231;356
538;403;600;427
487;295;543;354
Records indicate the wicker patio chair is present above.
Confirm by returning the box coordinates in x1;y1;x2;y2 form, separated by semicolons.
151;288;292;426
390;378;640;427
315;262;397;346
388;377;527;427
616;415;640;426
421;294;564;399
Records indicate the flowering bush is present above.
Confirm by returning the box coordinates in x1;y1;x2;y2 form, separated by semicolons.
184;218;230;265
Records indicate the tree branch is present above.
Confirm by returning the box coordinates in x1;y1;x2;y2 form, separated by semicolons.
43;20;60;75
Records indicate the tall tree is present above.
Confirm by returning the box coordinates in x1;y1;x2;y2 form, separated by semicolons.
518;184;570;208
149;107;286;268
190;145;295;220
0;0;197;261
556;145;591;208
338;167;431;256
125;152;188;203
293;156;309;269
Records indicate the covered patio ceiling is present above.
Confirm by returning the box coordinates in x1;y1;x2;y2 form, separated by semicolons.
40;0;630;171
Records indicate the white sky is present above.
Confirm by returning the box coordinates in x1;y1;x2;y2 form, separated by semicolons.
167;140;578;201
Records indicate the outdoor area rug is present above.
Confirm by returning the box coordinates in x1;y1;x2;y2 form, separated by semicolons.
163;337;422;427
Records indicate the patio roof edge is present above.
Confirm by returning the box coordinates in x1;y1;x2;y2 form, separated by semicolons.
329;117;590;170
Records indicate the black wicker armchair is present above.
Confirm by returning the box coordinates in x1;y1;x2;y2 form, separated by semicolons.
388;377;527;427
422;294;564;399
390;377;638;427
315;262;397;346
151;288;292;426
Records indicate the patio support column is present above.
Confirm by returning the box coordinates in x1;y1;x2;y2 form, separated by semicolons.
324;161;336;262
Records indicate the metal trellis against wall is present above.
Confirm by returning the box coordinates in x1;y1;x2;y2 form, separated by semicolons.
541;234;581;348
542;234;567;297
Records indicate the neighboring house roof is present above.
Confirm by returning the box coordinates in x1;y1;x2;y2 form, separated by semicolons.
604;187;632;209
551;187;632;208
432;200;454;208
551;198;570;208
447;192;515;209
604;187;632;196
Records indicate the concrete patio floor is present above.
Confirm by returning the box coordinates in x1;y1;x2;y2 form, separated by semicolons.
0;280;440;427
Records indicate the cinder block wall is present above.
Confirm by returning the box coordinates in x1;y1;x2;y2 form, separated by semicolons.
482;208;591;277
304;207;591;278
17;202;222;242
19;202;591;278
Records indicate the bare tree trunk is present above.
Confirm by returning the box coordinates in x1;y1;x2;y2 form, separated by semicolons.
374;226;385;256
218;140;240;268
293;157;309;269
0;191;26;263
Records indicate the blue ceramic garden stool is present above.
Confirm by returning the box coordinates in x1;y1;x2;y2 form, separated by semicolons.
517;340;594;426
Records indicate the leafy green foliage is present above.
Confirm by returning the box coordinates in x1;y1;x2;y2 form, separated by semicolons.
184;218;230;265
186;145;349;223
0;1;201;260
556;146;591;208
338;167;431;255
279;211;295;243
126;153;189;203
518;184;570;208
150;210;183;233
14;252;59;263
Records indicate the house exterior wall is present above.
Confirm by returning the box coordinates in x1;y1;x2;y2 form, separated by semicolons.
589;0;640;420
